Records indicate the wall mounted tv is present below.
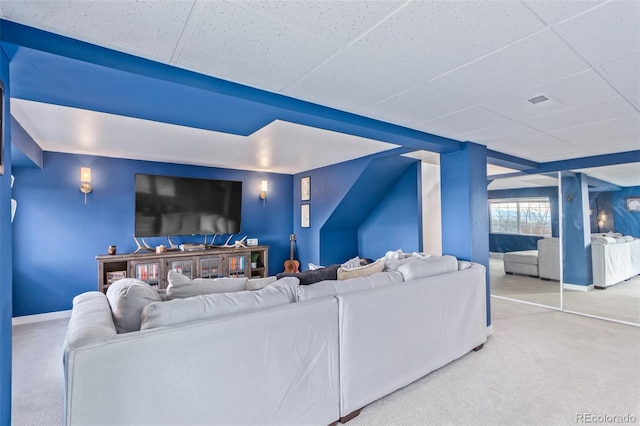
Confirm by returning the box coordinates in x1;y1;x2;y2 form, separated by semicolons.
135;174;242;237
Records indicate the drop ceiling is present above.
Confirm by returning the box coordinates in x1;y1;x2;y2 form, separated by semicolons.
1;0;639;177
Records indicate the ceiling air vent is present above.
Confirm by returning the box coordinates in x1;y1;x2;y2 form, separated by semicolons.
527;94;550;105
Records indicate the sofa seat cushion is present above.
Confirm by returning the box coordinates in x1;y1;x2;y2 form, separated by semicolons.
276;264;340;285
298;271;403;301
106;278;162;334
503;250;539;265
141;277;300;330
166;270;248;299
397;255;459;282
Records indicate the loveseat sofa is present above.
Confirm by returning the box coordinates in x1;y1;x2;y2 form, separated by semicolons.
63;253;487;425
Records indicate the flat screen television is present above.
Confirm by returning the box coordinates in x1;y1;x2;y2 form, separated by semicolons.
135;174;242;237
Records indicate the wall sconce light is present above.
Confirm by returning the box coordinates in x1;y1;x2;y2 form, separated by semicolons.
597;210;607;228
80;167;92;204
259;180;268;206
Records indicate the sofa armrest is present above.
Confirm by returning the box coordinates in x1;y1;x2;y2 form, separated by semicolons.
538;237;560;281
64;292;117;351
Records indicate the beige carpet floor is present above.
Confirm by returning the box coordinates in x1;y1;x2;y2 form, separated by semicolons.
490;257;640;325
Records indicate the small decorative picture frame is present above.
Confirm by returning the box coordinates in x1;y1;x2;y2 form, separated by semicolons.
301;176;310;201
301;204;310;228
626;197;640;212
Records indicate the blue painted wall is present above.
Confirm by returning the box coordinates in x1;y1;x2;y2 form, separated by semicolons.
292;157;369;268
359;162;422;260
594;187;640;238
292;154;420;269
561;173;592;286
488;186;559;253
11;152;293;316
440;142;490;327
588;191;614;233
0;44;13;426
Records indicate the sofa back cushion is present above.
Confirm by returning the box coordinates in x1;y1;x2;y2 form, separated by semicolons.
397;255;459;282
298;271;403;301
141;277;300;330
337;259;384;280
106;278;162;334
166;270;248;299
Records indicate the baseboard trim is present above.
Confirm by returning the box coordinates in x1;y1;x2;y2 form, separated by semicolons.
489;252;504;259
12;310;72;326
486;325;494;336
563;283;594;292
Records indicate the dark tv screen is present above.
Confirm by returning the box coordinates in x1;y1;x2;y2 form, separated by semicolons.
135;174;242;237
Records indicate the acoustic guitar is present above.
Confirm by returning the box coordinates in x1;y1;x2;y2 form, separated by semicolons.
284;234;300;273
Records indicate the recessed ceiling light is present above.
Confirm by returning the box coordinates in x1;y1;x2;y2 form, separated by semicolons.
527;94;550;105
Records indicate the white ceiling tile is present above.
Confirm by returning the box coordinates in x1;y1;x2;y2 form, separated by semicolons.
551;116;640;147
523;96;638;132
282;47;422;112
553;0;640;67
457;122;541;149
431;29;591;104
232;0;404;47
340;0;546;83
574;132;640;155
534;151;593;163
175;1;338;92
0;0;193;63
482;70;619;121
359;83;474;127
522;0;606;25
574;163;640;187
601;53;640;94
488;132;580;160
414;106;512;139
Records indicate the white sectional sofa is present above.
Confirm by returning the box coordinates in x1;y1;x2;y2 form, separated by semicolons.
64;254;487;425
591;234;640;288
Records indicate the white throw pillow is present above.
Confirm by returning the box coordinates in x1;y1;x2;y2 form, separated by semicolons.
106;278;161;333
166;270;248;299
141;277;300;330
340;256;362;269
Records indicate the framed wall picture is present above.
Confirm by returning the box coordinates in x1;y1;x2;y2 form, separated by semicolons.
301;176;310;201
626;197;640;212
301;204;310;228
